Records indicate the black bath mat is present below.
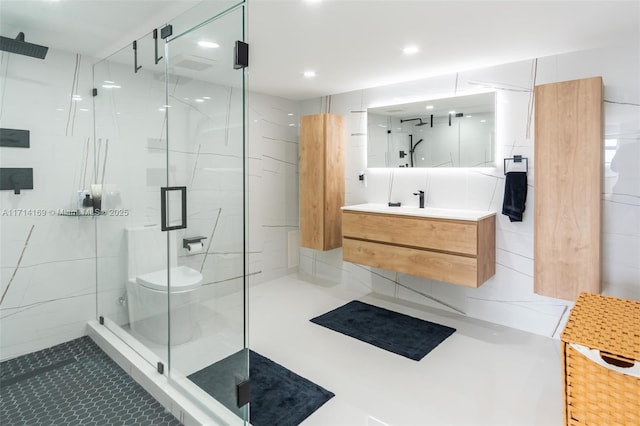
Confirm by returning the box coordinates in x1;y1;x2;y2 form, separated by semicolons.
188;349;334;426
311;300;456;361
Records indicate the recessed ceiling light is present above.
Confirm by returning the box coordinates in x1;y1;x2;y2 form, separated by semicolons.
403;46;419;55
425;105;434;110
203;96;211;100
195;99;205;103
303;70;316;78
449;110;456;114
198;41;220;49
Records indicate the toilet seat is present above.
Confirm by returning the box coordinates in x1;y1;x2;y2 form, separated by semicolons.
135;265;202;292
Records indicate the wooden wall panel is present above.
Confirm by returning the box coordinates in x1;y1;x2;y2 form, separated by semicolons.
534;76;603;301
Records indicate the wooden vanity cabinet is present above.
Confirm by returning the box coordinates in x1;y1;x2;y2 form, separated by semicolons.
342;211;495;287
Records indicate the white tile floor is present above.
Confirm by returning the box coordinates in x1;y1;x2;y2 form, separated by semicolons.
248;274;563;426
129;273;564;425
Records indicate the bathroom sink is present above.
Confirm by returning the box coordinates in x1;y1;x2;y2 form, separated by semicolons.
341;203;495;221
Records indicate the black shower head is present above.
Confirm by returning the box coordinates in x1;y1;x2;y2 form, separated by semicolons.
401;118;428;126
0;32;48;59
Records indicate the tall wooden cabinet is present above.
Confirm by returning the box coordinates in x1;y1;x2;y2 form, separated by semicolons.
299;113;345;251
534;76;603;301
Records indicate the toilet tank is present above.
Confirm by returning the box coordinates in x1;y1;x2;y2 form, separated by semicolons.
126;225;178;278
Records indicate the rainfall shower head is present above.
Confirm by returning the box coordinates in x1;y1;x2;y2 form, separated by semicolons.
400;118;428;126
0;32;48;59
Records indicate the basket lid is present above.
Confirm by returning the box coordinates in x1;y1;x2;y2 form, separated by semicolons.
561;292;640;360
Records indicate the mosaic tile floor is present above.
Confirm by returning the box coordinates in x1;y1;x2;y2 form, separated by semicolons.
0;336;181;426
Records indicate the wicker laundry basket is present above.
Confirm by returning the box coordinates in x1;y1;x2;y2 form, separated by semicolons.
560;292;640;426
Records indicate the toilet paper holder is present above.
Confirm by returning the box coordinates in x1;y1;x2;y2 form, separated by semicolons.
183;236;207;249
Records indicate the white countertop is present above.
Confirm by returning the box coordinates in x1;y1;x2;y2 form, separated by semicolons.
341;203;496;221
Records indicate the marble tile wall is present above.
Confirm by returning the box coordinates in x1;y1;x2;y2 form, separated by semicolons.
299;41;640;337
0;45;300;360
0;48;96;360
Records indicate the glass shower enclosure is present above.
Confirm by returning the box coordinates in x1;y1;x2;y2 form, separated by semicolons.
93;2;248;423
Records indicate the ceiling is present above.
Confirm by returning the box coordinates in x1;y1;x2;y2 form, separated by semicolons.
1;0;639;101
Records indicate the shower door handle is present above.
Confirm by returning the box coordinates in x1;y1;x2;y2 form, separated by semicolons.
160;186;187;231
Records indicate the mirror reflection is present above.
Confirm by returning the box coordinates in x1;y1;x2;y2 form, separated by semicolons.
367;92;496;168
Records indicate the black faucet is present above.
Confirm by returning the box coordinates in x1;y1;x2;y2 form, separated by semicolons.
413;190;425;208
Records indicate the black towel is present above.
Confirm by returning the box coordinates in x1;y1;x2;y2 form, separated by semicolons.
502;172;528;222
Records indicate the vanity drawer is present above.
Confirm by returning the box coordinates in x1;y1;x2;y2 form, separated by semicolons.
343;238;479;287
342;211;477;255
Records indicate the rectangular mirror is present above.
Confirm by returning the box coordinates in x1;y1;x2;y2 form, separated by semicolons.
367;92;496;168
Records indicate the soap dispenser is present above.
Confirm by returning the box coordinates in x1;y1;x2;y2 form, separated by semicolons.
82;194;93;214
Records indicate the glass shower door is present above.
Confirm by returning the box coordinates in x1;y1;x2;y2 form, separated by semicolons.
164;3;248;422
94;2;248;423
93;30;171;366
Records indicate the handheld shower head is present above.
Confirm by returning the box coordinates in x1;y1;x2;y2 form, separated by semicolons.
0;32;48;59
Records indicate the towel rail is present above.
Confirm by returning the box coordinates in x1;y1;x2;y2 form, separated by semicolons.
504;155;528;175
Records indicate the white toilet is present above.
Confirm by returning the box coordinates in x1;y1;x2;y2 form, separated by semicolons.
126;225;203;345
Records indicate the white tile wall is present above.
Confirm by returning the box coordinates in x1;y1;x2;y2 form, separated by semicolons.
0;48;98;360
0;46;300;360
299;41;640;337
